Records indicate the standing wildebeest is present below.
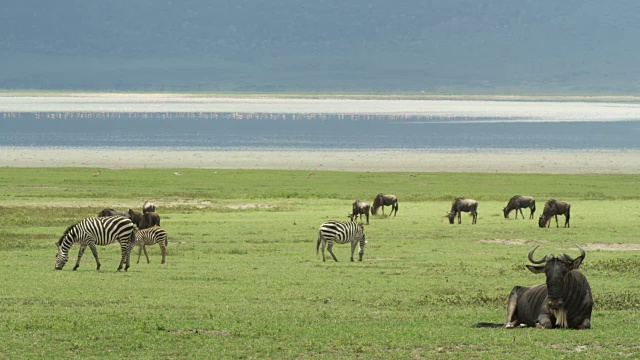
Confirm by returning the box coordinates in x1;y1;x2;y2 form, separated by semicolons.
349;200;370;225
476;245;592;329
503;195;536;219
97;208;129;218
143;201;156;214
128;209;161;230
371;193;398;217
538;199;571;228
316;221;366;262
447;198;478;224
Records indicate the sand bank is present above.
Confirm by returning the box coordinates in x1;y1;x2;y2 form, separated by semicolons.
2;147;639;173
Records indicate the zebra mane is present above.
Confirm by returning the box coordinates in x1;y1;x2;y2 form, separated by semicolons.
57;221;79;245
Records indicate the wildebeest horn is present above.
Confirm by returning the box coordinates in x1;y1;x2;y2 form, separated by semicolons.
576;244;586;260
528;245;551;264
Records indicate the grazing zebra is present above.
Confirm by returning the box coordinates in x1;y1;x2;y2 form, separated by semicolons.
316;221;366;262
135;226;168;264
55;216;136;271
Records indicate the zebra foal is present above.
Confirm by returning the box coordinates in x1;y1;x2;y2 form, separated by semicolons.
135;226;168;264
316;221;366;262
55;216;136;271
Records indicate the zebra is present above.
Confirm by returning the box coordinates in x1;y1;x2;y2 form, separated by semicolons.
55;216;136;271
135;226;168;264
316;221;366;262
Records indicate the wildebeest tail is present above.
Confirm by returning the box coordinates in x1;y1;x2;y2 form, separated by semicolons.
474;322;504;328
532;202;536;213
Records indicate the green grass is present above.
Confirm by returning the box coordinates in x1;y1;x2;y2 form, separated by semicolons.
1;168;640;359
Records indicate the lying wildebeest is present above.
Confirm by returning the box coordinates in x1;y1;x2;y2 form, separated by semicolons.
447;198;478;224
97;208;129;218
143;200;156;214
349;200;371;225
538;199;571;228
128;209;161;230
371;193;398;217
476;245;592;329
503;195;536;219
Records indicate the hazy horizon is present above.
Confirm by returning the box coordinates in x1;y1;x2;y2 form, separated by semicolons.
2;1;640;94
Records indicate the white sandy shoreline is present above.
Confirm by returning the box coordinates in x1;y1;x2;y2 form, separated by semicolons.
2;147;639;174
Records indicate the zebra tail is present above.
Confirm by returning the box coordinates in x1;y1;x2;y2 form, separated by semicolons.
316;232;321;255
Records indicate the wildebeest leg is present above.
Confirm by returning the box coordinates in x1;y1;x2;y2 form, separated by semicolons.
73;244;88;271
365;212;369;225
472;211;477;224
504;286;520;328
554;214;559;228
327;242;338;262
565;212;570;228
518;208;525;219
535;312;553;329
576;317;590;329
457;211;461;224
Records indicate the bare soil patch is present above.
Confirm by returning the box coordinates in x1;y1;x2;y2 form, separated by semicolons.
478;238;532;245
584;243;640;251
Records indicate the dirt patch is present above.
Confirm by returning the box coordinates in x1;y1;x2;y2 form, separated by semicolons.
584;243;640;251
227;203;275;210
171;329;231;336
478;238;532;245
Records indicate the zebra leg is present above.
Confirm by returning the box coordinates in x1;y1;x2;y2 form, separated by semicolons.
87;243;101;271
73;244;88;271
117;242;129;271
327;242;339;262
160;243;166;264
143;245;151;264
350;241;357;262
358;239;366;261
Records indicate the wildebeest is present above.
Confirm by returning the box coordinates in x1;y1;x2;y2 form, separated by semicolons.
143;200;156;214
538;199;571;228
447;198;478;224
476;245;592;329
371;193;398;217
128;209;161;230
97;208;129;218
349;200;370;225
503;195;536;219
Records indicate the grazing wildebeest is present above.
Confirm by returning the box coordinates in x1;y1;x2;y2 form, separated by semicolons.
128;209;161;230
97;208;129;218
371;193;398;217
503;195;536;219
349;200;370;225
447;198;478;224
143;201;156;214
538;199;571;228
476;245;592;329
316;221;366;262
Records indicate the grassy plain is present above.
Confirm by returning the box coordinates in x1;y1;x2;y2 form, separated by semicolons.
1;168;639;359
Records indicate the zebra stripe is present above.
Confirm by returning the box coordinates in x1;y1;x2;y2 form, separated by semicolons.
316;221;366;262
135;226;168;264
55;216;135;271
